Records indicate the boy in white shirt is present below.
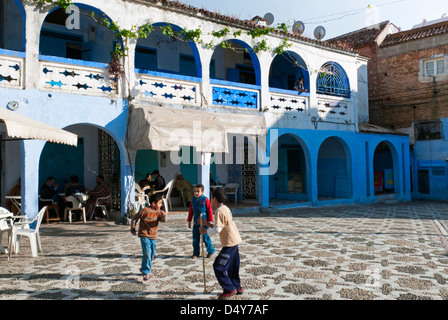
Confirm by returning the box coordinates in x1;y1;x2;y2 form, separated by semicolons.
199;187;243;300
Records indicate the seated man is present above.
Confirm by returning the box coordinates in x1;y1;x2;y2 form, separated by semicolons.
86;175;110;220
65;175;87;200
173;172;194;206
40;176;64;219
64;175;87;221
139;173;153;195
150;170;166;192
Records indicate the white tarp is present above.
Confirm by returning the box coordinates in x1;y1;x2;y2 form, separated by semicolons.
127;104;267;153
0;107;78;146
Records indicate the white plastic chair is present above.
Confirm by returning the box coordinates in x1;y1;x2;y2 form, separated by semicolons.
0;207;13;254
224;183;239;205
135;184;149;211
94;195;110;220
9;206;47;260
64;196;86;223
153;179;175;212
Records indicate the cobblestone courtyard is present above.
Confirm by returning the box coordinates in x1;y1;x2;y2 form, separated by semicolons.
1;200;448;300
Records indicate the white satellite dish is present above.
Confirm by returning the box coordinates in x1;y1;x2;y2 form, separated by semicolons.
292;21;305;35
314;25;326;40
264;12;275;26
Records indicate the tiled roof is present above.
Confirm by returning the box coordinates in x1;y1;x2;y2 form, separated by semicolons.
129;0;356;54
326;21;391;49
380;20;448;47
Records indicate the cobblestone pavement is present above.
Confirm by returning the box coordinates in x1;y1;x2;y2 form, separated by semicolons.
1;200;448;300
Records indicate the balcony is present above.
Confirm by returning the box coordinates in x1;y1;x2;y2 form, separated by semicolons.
39;55;119;97
135;69;201;106
268;87;309;115
0;49;25;89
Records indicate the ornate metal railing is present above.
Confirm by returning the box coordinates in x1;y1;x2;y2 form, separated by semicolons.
211;81;259;109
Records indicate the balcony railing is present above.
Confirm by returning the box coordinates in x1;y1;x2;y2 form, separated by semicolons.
211;79;259;109
316;95;351;123
38;55;119;97
268;88;309;115
135;70;200;106
0;49;25;89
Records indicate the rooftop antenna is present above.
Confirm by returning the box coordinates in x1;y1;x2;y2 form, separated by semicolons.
292;20;305;35
263;12;275;26
314;25;326;40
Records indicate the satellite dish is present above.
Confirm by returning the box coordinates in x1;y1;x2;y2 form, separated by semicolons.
264;12;275;26
314;25;326;40
292;21;305;35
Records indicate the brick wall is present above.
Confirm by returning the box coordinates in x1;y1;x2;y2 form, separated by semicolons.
369;38;448;130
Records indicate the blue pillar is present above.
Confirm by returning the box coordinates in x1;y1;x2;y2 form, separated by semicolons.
21;140;45;219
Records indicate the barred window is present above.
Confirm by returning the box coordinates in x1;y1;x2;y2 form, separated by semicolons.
316;62;350;98
415;120;442;140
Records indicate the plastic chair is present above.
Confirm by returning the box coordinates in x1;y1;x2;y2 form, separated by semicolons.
135;184;149;211
39;196;60;223
153;179;175;212
224;183;239;205
9;206;47;260
0;207;13;254
64;196;86;223
94;195;110;220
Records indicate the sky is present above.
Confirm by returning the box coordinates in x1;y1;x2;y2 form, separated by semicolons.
177;0;448;39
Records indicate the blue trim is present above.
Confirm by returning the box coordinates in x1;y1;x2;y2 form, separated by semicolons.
39;54;109;69
225;39;261;86
11;0;26;51
210;78;261;91
135;68;202;83
269;87;310;97
0;48;26;58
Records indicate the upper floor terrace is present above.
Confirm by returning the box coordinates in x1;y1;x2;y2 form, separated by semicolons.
0;0;369;130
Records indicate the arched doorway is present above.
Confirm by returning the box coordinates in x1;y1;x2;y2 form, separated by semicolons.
269;51;309;91
134;22;201;77
39;4;117;63
210;39;261;86
317;137;352;199
1;0;25;52
270;134;310;202
39;124;121;216
373;141;396;194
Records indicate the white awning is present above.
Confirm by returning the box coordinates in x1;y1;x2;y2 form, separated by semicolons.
0;107;78;146
127;104;267;153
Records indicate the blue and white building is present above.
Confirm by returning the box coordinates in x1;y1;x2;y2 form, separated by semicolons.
0;0;411;219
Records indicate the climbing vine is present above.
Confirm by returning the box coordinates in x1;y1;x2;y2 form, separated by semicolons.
33;0;294;63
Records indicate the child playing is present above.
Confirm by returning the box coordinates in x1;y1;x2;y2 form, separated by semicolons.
199;187;243;300
131;193;167;282
187;184;215;259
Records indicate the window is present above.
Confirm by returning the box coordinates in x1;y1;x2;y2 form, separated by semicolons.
317;62;350;98
424;58;445;77
415;120;442;140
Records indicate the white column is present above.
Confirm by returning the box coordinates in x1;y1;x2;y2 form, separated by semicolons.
21;140;46;219
199;152;211;199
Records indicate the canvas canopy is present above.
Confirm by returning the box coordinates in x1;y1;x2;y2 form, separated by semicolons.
127;104;267;153
0;107;78;146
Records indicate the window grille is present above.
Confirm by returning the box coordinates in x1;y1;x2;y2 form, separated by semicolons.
316;62;350;98
415;120;442;140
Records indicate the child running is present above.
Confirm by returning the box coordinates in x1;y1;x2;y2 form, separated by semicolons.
187;184;215;259
199;187;243;300
130;193;167;282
